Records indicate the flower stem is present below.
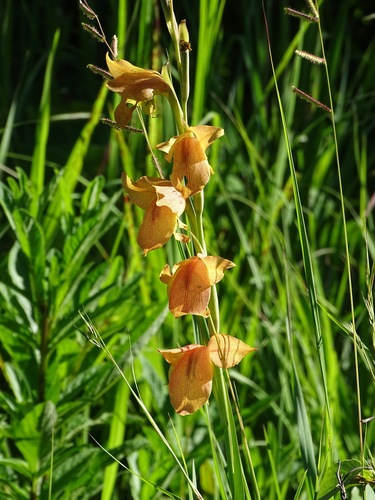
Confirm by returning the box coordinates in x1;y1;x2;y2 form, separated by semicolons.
187;190;221;335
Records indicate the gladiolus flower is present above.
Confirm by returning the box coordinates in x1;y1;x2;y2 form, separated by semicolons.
123;174;188;255
106;54;171;128
157;125;224;195
159;254;235;318
159;334;257;415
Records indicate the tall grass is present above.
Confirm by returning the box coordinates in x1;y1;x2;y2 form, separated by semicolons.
1;0;374;498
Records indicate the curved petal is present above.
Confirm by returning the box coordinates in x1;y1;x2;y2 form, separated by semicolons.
114;100;137;129
158;344;202;364
159;264;172;284
160;345;214;416
122;174;157;209
190;125;225;152
106;54;148;78
106;53;170;97
208;334;257;368
154;184;186;216
164;256;212;317
137;201;177;255
156;135;178;160
170;136;211;195
200;255;236;286
105;54;170;128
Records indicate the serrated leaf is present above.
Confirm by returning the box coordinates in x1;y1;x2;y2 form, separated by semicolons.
44;446;102;497
62;192;120;272
40;400;57;436
81;175;105;214
3;362;33;404
0;181;17;231
39;401;57;459
4;244;37;332
0;322;37;362
58;362;111;406
11;209;46;301
365;484;375;499
6;403;45;473
0;458;32;479
62;217;98;266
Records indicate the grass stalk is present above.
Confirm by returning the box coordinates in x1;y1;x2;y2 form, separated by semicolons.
315;2;363;456
262;0;330;484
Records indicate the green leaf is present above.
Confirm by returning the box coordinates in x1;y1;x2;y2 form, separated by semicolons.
0;458;32;480
318;459;363;500
365;484;375;500
43;84;108;247
3;362;33;404
81;175;106;214
39;401;57;459
30;29;61;205
1;246;37;333
6;403;45;473
10;210;46;303
42;447;103;497
62;216;98;267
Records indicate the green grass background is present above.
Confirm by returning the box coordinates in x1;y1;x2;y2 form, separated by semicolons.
1;0;375;498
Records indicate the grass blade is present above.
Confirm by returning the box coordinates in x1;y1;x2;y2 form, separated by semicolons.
30;29;60;210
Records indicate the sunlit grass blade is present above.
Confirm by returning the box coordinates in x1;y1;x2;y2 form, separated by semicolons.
316;2;364;455
0;93;18;171
192;0;226;124
30;29;60;212
101;381;130;500
212;369;254;500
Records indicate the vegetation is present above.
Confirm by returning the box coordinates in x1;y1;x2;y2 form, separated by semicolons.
1;0;374;498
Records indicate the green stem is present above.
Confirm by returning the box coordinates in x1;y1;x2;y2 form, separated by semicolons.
38;308;51;402
192;191;207;254
165;85;187;135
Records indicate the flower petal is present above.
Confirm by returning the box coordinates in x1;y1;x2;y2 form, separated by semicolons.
158;344;201;364
154;184;186;216
157;127;224;195
113;100;137;129
159;345;214;415
159;264;172;284
122;174;157;209
160;256;212;318
208;334;257;368
170;136;210;194
137;201;178;255
200;255;236;286
190;125;225;152
105;54;170;127
106;53;170;96
106;55;146;78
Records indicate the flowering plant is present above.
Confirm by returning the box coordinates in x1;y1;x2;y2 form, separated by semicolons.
80;0;257;417
77;0;263;497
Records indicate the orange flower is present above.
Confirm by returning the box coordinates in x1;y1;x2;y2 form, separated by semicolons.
106;54;171;128
159;334;257;415
157;125;224;195
123;174;188;255
159;254;235;317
